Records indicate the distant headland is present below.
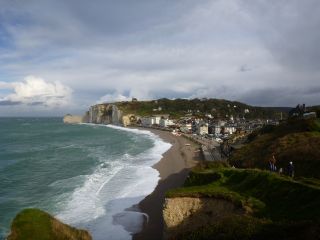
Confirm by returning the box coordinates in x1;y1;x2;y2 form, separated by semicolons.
63;98;291;126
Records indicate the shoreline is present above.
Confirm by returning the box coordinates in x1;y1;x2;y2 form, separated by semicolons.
131;127;203;240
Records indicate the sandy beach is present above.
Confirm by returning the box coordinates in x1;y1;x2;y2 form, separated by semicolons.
132;128;203;240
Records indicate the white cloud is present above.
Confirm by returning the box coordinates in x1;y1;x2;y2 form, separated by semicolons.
0;82;13;89
1;76;72;107
98;92;130;103
0;0;320;116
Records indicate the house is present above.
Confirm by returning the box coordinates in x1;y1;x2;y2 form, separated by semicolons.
160;119;175;128
214;125;222;134
152;106;163;112
141;117;153;126
197;123;209;135
303;112;317;119
184;123;192;131
152;116;161;125
180;123;192;133
212;120;226;134
224;125;236;134
140;115;167;126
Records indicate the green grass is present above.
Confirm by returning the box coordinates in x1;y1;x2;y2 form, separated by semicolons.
168;119;320;239
222;169;320;220
230;119;320;178
167;166;320;240
168;168;320;220
7;209;91;240
8;209;53;240
172;215;319;240
113;98;284;119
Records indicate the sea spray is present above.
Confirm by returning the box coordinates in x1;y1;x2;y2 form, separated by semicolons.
0;118;171;240
57;124;172;240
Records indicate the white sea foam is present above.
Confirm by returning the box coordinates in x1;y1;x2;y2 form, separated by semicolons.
56;124;171;240
56;162;123;223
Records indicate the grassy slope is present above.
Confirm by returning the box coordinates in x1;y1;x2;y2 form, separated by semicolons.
7;209;91;240
167;165;320;240
229;118;320;178
114;98;284;119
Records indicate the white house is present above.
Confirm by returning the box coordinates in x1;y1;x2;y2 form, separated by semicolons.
303;112;317;119
214;125;222;134
141;116;162;126
197;124;209;135
224;126;236;134
141;117;153;126
152;116;161;125
160;119;175;128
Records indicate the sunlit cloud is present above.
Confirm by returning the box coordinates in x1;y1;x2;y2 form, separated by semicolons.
0;76;72;107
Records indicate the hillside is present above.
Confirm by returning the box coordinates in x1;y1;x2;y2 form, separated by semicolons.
164;163;320;240
308;105;320;117
7;209;91;240
113;98;286;119
229;118;320;179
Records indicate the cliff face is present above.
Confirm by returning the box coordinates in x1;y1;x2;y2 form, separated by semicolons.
86;104;124;125
64;103;137;126
63;114;84;124
84;103;136;126
163;197;245;239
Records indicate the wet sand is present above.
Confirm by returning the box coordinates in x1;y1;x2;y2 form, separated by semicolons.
132;128;203;240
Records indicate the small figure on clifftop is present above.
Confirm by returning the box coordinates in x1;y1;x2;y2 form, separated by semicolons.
288;161;294;177
269;154;277;172
279;168;283;175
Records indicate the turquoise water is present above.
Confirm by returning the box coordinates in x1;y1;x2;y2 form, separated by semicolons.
0;118;170;239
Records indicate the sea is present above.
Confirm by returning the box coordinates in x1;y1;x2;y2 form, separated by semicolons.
0;118;171;240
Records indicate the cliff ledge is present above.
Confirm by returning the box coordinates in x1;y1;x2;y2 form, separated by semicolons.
7;209;92;240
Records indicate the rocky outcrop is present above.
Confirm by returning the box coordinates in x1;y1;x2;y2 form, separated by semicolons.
122;114;137;127
63;114;85;124
87;104;137;126
163;197;246;239
7;209;92;240
64;103;137;126
87;104;123;124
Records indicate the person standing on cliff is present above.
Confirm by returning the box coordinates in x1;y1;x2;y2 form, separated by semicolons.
288;161;294;178
269;154;277;172
272;154;277;172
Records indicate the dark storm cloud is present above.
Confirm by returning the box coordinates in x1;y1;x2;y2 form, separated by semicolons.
0;100;21;106
240;86;320;107
241;0;320;72
0;0;197;48
0;0;319;116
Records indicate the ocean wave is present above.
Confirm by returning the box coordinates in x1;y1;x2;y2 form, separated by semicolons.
56;124;172;240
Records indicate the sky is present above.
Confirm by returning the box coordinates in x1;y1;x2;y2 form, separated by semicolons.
0;0;319;116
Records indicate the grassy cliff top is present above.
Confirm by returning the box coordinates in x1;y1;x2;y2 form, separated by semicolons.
167;163;320;240
112;98;286;119
168;166;320;221
7;209;91;240
229;118;320;178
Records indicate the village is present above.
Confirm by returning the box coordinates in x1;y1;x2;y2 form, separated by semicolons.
133;103;318;162
136;109;279;161
67;101;318;162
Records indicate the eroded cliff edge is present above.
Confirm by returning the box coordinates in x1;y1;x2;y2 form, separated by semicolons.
64;103;136;126
163;197;246;239
161;162;320;240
